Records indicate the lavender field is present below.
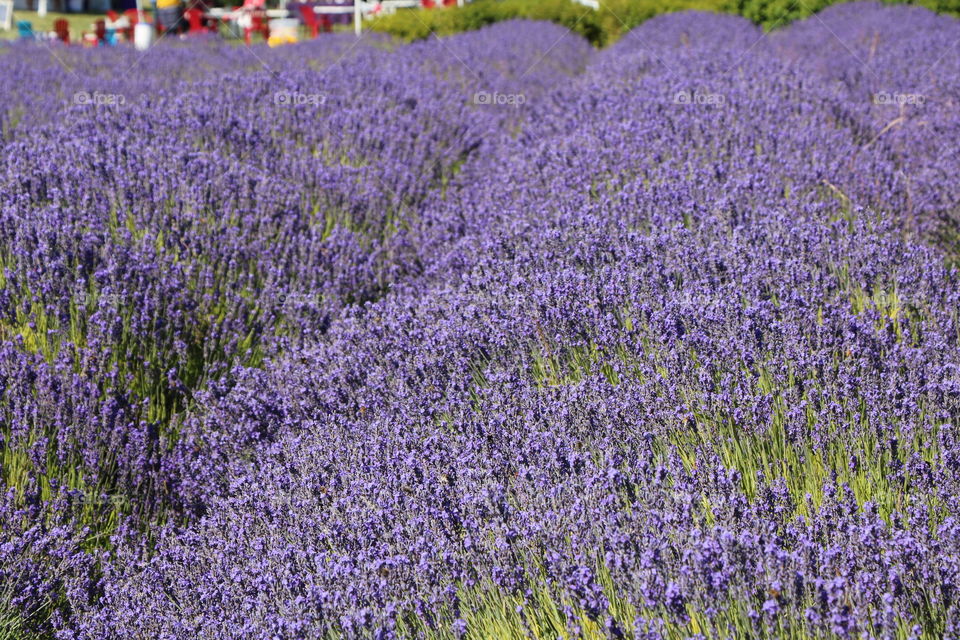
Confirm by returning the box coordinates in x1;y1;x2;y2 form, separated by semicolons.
1;3;960;638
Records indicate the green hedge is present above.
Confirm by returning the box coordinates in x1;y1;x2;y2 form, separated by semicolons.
369;0;960;46
367;0;729;46
368;0;603;44
596;0;731;42
730;0;959;28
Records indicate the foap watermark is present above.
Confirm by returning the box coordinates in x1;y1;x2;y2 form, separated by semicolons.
277;292;323;309
73;91;127;107
274;91;327;107
77;491;128;508
872;91;925;106
473;91;526;108
74;291;124;306
673;89;725;106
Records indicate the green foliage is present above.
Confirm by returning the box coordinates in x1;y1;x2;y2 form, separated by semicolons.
402;563;948;639
732;0;960;29
597;0;733;43
369;0;960;46
368;0;730;46
0;11;102;41
369;0;605;44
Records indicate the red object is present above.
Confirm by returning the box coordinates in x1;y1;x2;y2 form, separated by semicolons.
184;7;213;33
442;0;456;5
421;0;435;7
243;10;270;44
298;5;331;39
81;19;106;46
53;18;70;43
109;9;138;40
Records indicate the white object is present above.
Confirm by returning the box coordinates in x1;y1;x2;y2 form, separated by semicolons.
315;0;467;37
0;0;13;30
36;0;46;18
312;4;355;13
379;0;417;14
314;1;376;36
105;13;130;28
269;16;297;38
134;21;153;49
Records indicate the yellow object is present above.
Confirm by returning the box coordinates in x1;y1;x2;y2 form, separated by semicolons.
267;18;299;46
156;0;180;9
267;33;297;47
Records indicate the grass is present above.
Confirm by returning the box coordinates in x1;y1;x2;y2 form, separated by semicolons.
389;560;949;639
0;10;104;40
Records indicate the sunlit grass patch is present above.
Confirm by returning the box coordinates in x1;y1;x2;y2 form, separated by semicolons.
406;561;949;640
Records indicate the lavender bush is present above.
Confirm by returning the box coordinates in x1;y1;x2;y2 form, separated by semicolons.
1;4;959;639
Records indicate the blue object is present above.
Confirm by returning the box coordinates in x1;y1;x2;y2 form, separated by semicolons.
17;20;35;40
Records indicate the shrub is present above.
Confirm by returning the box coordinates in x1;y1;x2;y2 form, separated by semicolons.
370;0;960;45
731;0;959;28
369;0;607;44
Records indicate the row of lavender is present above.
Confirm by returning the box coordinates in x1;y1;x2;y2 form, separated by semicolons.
2;3;960;638
0;23;592;638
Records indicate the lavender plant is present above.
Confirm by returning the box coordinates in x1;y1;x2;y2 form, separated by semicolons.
1;4;959;639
